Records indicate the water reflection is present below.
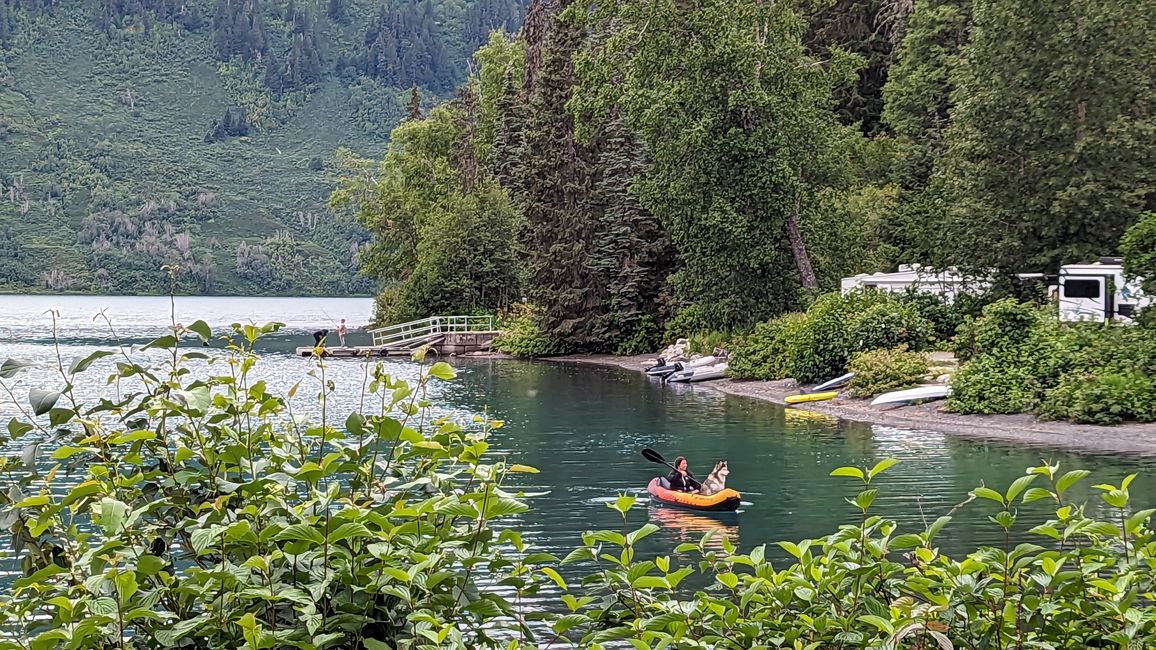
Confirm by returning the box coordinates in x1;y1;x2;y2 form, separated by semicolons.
647;505;739;552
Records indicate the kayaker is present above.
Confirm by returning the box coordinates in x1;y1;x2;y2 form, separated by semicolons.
667;457;701;492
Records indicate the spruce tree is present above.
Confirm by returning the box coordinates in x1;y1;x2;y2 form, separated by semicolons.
406;85;422;120
489;67;523;192
518;0;600;345
588;112;670;350
939;0;1156;274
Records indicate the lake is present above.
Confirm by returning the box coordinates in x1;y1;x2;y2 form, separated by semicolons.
2;295;1154;580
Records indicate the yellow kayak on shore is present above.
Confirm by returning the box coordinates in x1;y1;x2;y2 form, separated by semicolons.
785;391;839;404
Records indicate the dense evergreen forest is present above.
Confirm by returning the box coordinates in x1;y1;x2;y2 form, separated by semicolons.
0;0;527;295
335;0;1156;351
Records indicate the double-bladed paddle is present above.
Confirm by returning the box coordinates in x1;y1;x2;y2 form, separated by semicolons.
641;447;697;480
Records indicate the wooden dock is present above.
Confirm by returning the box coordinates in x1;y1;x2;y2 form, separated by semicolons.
295;315;501;358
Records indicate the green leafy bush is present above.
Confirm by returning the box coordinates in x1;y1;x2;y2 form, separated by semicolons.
846;302;933;351
686;329;734;356
948;356;1046;414
555;461;1156;648
1040;370;1156;425
0;319;550;648
897;288;963;342
728;313;807;380
494;303;569;357
848;347;929;397
949;299;1156;422
615;313;663;356
732;290;941;383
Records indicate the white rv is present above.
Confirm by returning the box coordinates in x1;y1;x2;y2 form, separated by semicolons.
1057;258;1149;324
840;265;986;304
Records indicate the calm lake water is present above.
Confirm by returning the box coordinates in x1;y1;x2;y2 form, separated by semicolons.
2;295;1155;579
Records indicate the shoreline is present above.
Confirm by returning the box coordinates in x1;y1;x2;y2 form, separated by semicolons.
535;353;1156;457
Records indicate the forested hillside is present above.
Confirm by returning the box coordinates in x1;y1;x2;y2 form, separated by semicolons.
336;0;1156;350
0;0;526;295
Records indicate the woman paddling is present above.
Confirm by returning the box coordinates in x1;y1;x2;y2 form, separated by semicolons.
666;456;701;493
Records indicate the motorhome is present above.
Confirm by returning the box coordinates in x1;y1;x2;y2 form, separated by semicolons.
840;264;1043;304
1057;258;1149;324
841;259;1148;324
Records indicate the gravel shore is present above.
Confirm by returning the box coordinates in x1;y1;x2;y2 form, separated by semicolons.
539;353;1156;457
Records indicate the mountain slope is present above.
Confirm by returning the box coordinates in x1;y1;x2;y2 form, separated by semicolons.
0;0;526;295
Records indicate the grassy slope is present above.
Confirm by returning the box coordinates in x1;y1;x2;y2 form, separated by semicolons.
0;5;391;295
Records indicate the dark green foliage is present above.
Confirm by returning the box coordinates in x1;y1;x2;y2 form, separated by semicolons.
359;1;452;92
803;0;897;135
1040;370;1156;425
848;346;930;397
846;301;933;351
332;105;520;323
587;113;672;350
728;313;808;381
729;290;933;383
948;299;1156;422
517;2;601;345
1121;211;1156;296
896;287;962;342
936;0;1156;275
204;106;250;142
573;0;861;332
0;225;31;284
212;0;267;61
488;67;521;190
882;0;971;189
493;302;569;356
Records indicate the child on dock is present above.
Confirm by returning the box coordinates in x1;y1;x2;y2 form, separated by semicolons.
337;319;347;347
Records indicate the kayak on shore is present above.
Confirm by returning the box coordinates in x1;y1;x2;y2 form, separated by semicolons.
785;390;839;404
646;477;741;512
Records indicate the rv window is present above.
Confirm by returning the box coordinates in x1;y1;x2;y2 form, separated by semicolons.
1063;279;1101;299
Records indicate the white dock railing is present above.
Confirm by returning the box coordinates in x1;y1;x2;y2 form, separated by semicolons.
368;315;496;348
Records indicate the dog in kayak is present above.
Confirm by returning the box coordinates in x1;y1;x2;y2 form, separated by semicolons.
696;460;730;496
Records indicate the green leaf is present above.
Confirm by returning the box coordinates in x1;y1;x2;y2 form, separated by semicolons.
1056;469;1090;495
363;641;392;650
1021;487;1054;504
142;335;178;350
830;466;865;480
867;458;898;479
0;358;36;379
109;430;157;445
7;418;34;439
327;522;373;545
540;567;567;590
137;554;165;576
972;486;1005;505
1005;474;1038;503
28;389;60;416
275;523;325;547
96;498;129;536
187;320;211;341
890;534;924;550
68;351;113;375
428;361;457;380
508;464;539;473
858;615;894;635
927;516;951;540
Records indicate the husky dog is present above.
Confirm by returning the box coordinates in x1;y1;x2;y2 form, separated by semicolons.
697;460;730;496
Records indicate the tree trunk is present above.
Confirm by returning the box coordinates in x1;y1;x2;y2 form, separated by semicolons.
786;192;819;290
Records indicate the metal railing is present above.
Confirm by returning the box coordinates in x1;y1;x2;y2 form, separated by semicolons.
368;315;496;348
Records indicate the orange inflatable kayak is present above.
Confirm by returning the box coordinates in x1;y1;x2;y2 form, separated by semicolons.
647;477;741;512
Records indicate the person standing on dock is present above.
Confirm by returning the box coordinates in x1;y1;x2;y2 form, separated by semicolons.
337;319;347;348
